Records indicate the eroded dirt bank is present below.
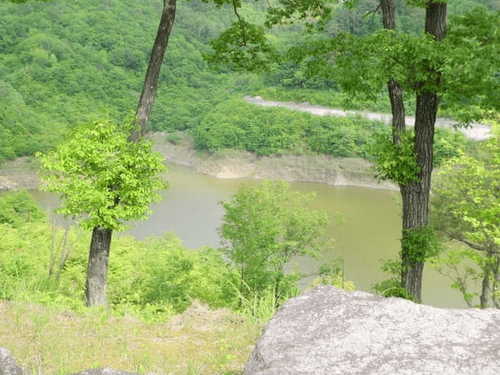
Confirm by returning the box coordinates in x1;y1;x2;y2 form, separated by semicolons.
0;135;396;192
150;134;397;191
0;157;40;191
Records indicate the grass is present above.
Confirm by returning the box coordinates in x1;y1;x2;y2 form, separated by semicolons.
0;301;261;375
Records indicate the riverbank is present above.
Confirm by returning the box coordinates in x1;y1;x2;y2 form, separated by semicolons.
0;157;40;191
150;133;397;191
0;134;396;192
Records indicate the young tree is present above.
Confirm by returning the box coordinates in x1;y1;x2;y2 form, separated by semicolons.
208;0;499;301
39;121;165;306
27;0;178;306
432;132;499;308
220;181;328;302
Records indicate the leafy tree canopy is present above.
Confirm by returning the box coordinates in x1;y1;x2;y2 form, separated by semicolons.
38;120;166;230
221;180;329;299
208;1;499;122
433;130;499;251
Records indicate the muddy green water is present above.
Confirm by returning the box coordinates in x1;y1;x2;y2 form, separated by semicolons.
33;164;467;308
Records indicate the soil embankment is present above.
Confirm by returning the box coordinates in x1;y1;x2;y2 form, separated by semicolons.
0;135;396;192
0;157;40;191
150;134;397;191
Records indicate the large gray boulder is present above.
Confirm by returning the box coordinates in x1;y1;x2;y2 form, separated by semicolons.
0;348;24;375
245;286;500;375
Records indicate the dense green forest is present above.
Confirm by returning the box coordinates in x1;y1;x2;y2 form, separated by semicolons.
0;0;243;160
1;1;499;371
1;0;497;162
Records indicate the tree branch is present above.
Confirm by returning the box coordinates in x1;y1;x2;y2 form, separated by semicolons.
447;232;499;254
232;0;247;45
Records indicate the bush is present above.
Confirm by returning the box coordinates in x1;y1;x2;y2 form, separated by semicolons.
165;132;184;145
220;181;329;303
0;218;239;319
194;98;305;156
0;191;45;226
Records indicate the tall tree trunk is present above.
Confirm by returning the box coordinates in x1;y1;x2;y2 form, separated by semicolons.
480;261;491;309
84;1;176;306
380;0;406;142
380;0;417;300
401;1;447;302
85;227;113;306
131;0;177;141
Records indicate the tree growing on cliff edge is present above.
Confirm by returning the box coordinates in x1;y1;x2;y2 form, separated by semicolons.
207;0;499;302
24;0;176;306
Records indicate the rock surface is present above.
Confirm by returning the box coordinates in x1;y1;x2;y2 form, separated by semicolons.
0;348;24;375
245;286;500;375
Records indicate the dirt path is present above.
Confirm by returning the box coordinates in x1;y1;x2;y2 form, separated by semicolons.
245;96;491;141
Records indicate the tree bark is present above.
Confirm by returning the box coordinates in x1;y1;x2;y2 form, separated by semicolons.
480;250;500;309
380;0;406;143
492;254;499;308
84;1;176;306
130;0;177;141
400;1;447;302
380;0;416;299
480;260;491;309
85;227;113;306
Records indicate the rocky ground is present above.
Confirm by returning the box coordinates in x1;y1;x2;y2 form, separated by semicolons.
0;157;40;192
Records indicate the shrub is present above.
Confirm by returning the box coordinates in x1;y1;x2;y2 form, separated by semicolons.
0;191;45;226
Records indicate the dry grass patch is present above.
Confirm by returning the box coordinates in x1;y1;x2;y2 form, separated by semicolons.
0;301;261;375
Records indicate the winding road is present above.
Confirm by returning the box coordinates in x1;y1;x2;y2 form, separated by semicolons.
244;96;491;141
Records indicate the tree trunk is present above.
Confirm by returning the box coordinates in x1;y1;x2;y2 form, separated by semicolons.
492;254;499;308
480;262;491;309
480;250;500;309
380;0;423;300
85;227;113;306
130;0;177;141
380;0;406;143
400;1;447;302
84;1;176;307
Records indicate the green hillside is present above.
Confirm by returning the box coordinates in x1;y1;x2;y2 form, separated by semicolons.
0;0;497;162
0;0;255;161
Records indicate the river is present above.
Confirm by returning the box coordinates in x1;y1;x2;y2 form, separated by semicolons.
32;163;468;308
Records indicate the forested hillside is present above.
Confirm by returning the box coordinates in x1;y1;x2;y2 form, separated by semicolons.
0;0;251;160
0;0;497;161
